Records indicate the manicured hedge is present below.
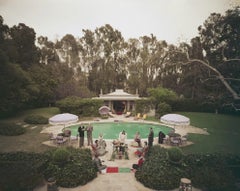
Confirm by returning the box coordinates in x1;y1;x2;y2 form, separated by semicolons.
135;146;239;191
24;114;48;124
0;148;98;190
0;152;47;191
44;147;97;188
56;96;103;117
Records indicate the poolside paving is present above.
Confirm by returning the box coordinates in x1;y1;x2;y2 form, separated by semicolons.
36;115;205;191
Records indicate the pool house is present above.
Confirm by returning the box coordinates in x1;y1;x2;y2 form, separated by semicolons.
93;89;141;115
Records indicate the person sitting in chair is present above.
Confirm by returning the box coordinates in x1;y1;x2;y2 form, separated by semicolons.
96;133;107;155
135;141;149;157
119;130;127;144
134;131;141;147
132;156;145;172
93;154;107;174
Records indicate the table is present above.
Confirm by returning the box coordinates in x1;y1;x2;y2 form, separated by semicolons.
179;178;192;191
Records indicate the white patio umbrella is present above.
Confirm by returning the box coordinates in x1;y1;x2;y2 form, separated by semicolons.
160;114;190;126
49;113;79;126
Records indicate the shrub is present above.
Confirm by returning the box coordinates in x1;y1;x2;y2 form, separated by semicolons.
135;99;152;114
167;147;184;164
45;147;97;188
183;153;238;191
53;148;70;166
56;96;103;117
57;162;96;187
135;146;183;190
24;114;48;124
0;123;26;136
0;152;47;191
136;148;239;191
155;102;172;118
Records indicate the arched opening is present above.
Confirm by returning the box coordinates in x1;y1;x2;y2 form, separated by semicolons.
113;101;125;115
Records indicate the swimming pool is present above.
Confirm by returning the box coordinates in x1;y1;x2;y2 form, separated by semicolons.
66;122;172;140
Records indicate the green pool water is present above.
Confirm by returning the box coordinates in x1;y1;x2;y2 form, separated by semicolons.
66;122;172;140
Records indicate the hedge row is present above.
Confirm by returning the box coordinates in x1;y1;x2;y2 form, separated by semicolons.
24;115;48;124
56;96;103;117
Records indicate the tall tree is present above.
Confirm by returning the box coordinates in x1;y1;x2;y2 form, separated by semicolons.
197;6;240;100
10;23;39;70
80;24;126;94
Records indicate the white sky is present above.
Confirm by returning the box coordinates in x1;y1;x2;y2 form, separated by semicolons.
0;0;239;44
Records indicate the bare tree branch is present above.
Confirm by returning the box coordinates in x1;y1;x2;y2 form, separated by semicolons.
184;58;240;100
163;48;240;99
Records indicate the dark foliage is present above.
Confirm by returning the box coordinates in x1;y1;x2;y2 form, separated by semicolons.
56;96;103;117
135;146;239;191
0;152;47;191
43;147;97;188
0;123;26;136
24;114;48;124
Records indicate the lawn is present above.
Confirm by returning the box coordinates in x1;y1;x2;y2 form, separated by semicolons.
179;112;240;155
0;107;60;153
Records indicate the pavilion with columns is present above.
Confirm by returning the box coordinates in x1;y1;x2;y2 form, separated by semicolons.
93;89;141;115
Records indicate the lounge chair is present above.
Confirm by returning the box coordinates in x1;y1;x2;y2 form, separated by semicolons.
108;112;115;118
125;112;131;117
134;113;141;120
142;114;147;120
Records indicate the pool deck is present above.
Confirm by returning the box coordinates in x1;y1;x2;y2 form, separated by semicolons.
36;115;206;191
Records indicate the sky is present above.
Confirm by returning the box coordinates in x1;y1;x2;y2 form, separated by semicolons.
0;0;239;44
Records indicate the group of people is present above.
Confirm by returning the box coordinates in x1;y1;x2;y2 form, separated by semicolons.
78;124;108;174
78;123;94;147
134;127;166;146
131;128;166;172
132;127;154;148
91;134;107;156
77;124;166;174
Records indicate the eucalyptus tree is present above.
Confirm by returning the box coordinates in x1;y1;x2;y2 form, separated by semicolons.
125;38;141;93
79;28;105;93
177;39;210;99
130;34;168;96
58;34;80;69
80;24;127;94
37;36;59;65
152;42;188;97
